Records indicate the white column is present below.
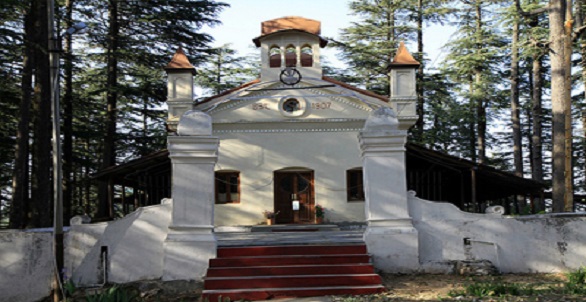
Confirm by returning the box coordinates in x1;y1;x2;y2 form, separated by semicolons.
163;110;219;281
359;107;419;273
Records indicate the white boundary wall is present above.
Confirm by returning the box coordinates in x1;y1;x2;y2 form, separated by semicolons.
409;192;586;273
66;202;171;285
0;230;54;302
2;194;586;301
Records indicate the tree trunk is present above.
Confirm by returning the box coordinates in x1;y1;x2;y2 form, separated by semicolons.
469;80;477;162
97;0;119;219
563;0;574;212
31;0;52;227
10;2;35;229
549;0;568;212
415;0;425;141
62;0;74;225
476;76;486;164
511;3;522;178
531;54;545;212
475;0;486;164
511;1;525;212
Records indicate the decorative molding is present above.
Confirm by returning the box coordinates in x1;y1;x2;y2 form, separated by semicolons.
202;81;382;115
213;128;362;134
305;87;375;112
212;118;366;124
204;83;284;114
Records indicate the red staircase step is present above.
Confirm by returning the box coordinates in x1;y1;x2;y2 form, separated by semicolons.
206;263;376;277
217;244;367;258
202;285;385;301
209;254;371;267
271;228;319;232
202;244;385;301
204;274;382;290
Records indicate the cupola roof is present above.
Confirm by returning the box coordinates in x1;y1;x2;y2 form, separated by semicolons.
252;16;328;47
165;47;196;74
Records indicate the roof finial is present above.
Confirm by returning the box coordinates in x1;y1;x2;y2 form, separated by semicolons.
390;42;420;67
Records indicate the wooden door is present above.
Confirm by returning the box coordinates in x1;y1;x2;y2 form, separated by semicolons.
274;171;314;224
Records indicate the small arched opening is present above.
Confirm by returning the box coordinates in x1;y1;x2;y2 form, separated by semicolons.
269;45;281;68
285;45;297;67
300;45;313;67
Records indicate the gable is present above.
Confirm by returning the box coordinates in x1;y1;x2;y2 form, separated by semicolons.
195;77;390;132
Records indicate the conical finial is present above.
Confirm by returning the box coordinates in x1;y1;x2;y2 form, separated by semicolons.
390;42;420;67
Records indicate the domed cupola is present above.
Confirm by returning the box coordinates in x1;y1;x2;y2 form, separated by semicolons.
252;16;328;82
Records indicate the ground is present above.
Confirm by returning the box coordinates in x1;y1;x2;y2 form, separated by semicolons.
64;273;586;301
376;273;585;301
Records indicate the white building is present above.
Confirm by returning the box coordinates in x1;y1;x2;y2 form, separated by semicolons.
166;16;420;226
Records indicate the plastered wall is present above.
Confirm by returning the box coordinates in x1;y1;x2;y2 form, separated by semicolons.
409;192;586;273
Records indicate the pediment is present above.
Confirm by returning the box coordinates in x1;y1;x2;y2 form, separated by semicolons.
195;78;389;126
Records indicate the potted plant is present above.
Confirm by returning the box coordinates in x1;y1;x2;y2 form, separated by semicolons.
263;210;279;225
315;204;324;224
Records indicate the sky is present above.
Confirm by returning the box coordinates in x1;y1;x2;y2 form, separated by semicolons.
203;0;454;70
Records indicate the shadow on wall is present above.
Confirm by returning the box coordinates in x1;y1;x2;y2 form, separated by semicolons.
66;202;172;286
409;191;586;273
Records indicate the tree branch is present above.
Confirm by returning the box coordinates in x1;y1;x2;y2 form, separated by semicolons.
573;25;586;41
520;6;549;18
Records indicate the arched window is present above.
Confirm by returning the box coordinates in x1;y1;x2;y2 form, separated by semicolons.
346;168;364;202
285;45;297;67
300;45;313;67
269;46;281;68
215;171;240;204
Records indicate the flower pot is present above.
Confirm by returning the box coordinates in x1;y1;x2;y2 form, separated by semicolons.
266;218;275;225
316;217;323;224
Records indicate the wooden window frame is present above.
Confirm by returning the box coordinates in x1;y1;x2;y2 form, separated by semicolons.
346;169;365;202
215;171;240;204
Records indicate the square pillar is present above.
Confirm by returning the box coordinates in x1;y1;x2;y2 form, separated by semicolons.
163;111;219;281
359;107;419;273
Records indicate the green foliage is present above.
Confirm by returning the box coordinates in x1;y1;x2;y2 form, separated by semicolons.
439;0;508;162
332;0;417;95
453;281;535;297
0;0;229;226
564;267;586;294
64;280;77;298
447;269;586;299
0;0;24;228
315;204;324;218
84;286;140;302
196;44;258;97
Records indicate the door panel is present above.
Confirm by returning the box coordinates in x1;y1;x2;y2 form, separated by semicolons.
274;171;314;224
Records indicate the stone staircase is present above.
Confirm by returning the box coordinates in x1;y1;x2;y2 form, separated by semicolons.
201;243;384;301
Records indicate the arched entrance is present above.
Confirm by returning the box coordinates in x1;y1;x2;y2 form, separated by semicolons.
274;168;315;224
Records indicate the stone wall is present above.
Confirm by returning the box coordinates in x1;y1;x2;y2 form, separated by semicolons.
0;230;54;302
409;192;586;273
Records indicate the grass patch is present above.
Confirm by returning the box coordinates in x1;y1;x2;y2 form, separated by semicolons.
448;280;537;298
564;267;586;295
447;267;586;299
